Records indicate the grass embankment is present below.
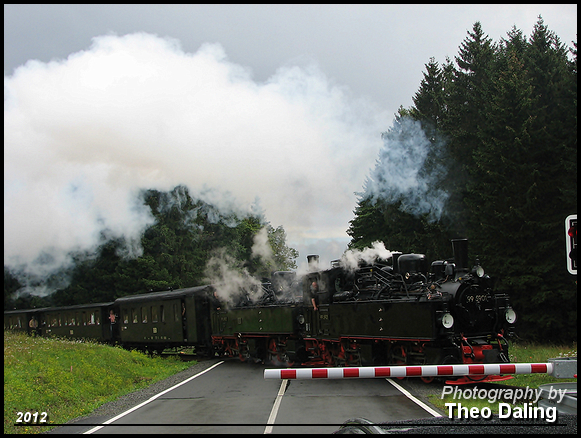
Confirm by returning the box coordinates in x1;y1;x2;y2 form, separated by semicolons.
4;331;194;434
427;341;577;415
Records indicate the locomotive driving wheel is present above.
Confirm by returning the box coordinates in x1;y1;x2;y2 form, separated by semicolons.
236;338;250;362
267;338;293;366
267;338;278;365
338;340;362;367
221;339;234;358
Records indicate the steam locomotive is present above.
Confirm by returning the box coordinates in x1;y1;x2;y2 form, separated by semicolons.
5;239;516;383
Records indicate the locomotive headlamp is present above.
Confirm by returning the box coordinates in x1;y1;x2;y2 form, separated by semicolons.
441;312;454;329
472;258;484;277
505;308;517;324
297;314;305;325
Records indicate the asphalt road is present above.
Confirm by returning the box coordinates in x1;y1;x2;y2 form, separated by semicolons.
48;358;437;434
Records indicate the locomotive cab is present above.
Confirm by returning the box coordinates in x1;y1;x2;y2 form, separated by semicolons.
303;271;336;308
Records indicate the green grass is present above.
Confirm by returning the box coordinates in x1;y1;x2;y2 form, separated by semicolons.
427;341;577;416
4;330;194;434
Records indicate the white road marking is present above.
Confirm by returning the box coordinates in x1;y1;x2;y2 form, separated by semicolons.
264;379;288;434
83;360;225;434
386;378;442;417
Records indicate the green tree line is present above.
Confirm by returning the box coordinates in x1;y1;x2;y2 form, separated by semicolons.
348;18;577;342
5;185;298;310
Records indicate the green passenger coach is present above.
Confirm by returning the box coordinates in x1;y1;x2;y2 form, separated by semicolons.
115;286;214;354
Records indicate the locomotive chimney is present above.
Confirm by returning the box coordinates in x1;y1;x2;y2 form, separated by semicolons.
307;255;320;271
451;239;469;273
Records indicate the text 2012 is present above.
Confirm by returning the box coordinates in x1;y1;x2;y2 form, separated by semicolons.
15;411;48;424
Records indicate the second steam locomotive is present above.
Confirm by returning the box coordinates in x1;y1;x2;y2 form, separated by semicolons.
5;239;516;383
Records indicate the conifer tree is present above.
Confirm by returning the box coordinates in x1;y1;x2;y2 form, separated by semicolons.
347;18;577;341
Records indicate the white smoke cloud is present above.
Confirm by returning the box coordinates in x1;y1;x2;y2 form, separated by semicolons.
4;32;389;284
251;227;274;262
339;241;394;272
203;248;263;308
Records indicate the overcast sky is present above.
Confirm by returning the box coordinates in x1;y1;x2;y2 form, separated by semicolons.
4;4;577;284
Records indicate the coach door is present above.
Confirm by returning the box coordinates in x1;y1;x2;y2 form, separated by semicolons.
183;296;201;344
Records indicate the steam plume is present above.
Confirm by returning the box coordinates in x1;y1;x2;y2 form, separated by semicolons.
4;32;389;292
339;241;393;272
363;117;449;221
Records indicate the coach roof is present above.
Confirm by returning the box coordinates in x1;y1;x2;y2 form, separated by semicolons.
114;285;213;304
5;302;114;314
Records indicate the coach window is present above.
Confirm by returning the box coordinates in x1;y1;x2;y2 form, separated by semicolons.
152;306;158;323
123;311;129;324
173;303;179;322
132;308;138;324
160;305;165;323
82;312;87;326
142;307;148;323
58;314;62;327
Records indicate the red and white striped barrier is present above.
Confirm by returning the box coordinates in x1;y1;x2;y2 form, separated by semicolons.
264;363;554;380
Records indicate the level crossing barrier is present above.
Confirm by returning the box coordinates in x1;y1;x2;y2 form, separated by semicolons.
264;362;562;380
